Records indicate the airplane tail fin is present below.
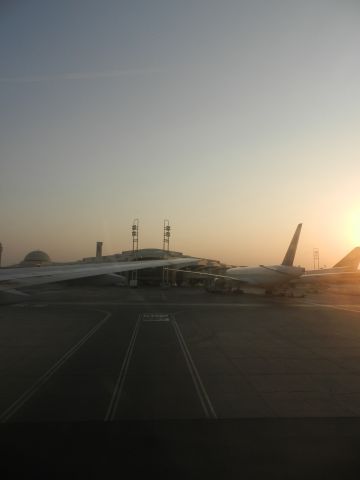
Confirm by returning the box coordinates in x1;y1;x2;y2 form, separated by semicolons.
281;223;302;266
333;247;360;270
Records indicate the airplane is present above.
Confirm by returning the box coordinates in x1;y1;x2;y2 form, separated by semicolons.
296;247;360;286
167;223;305;295
0;256;199;298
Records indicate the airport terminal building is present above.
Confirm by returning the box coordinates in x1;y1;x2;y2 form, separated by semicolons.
13;247;226;287
82;248;226;286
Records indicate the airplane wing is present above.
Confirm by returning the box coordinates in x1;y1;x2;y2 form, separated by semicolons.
0;257;199;292
295;270;360;284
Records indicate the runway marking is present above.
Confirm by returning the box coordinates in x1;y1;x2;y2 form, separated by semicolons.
328;305;360;314
171;316;217;420
300;303;360;314
34;302;270;307
142;313;170;322
10;301;360;313
105;315;141;421
0;309;111;423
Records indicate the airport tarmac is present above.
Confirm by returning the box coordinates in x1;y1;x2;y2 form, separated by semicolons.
2;285;360;477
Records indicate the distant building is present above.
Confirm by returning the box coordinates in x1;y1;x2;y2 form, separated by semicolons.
82;248;226;286
82;247;184;263
20;250;52;267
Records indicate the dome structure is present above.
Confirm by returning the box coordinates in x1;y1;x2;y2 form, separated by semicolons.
22;250;51;266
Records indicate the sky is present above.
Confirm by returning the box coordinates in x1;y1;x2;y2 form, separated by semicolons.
1;0;360;268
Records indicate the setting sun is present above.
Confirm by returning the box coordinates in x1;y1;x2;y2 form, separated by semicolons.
347;211;360;246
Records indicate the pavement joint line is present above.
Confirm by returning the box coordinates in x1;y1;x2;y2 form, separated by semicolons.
171;316;217;420
104;315;141;421
0;309;112;423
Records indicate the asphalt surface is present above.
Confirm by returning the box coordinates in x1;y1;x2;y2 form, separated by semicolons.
1;285;360;478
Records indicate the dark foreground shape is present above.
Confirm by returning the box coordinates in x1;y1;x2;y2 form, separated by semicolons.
1;418;360;479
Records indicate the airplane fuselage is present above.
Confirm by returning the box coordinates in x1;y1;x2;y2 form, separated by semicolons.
225;265;305;288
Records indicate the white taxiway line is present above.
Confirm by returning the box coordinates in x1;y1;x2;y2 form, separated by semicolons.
104;315;141;421
22;302;269;307
0;309;111;423
298;302;360;314
172;317;217;420
11;301;360;314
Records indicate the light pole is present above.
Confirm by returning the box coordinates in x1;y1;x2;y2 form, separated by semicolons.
163;219;171;253
313;248;319;270
130;219;139;287
162;219;171;285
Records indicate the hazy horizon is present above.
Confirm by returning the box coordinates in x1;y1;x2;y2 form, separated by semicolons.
1;1;359;268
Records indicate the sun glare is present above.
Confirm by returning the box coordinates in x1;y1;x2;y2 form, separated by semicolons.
348;211;360;246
